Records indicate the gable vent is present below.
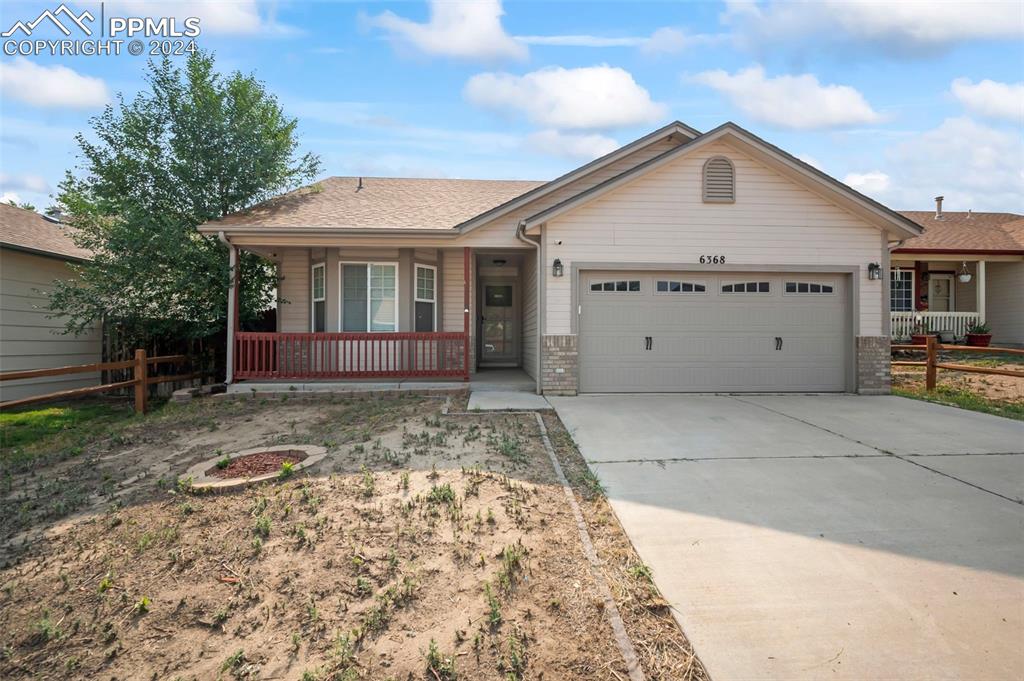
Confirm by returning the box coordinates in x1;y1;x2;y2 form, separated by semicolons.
703;156;735;203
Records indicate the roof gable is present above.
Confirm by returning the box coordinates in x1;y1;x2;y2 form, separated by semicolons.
523;122;923;241
0;203;91;261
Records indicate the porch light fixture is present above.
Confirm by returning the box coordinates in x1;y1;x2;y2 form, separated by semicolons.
867;262;882;280
552;258;564;277
492;258;507;266
957;261;972;284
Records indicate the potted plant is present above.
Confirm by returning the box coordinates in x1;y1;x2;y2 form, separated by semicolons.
910;315;936;346
966;322;992;347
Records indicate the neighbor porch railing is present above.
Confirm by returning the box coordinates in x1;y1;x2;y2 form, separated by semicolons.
234;332;469;381
890;311;982;340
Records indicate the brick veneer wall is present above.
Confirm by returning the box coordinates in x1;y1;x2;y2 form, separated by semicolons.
856;336;891;395
541;334;578;395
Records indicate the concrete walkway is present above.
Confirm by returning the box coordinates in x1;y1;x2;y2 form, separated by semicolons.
550;394;1024;681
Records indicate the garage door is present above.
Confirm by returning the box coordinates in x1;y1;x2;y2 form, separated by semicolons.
578;271;850;392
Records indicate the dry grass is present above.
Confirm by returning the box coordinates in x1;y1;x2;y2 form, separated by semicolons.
0;392;706;680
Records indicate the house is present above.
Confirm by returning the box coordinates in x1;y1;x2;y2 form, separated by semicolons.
198;121;926;395
0;203;102;402
892;200;1023;345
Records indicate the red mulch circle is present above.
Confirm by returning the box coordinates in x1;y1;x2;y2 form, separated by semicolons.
207;451;308;479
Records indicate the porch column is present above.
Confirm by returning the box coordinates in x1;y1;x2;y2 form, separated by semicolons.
977;260;986;324
226;244;240;384
463;246;470;381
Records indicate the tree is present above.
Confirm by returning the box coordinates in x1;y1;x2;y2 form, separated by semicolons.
6;199;36;211
50;52;320;346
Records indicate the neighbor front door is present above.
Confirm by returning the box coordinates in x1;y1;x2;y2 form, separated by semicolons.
479;280;518;366
929;274;954;312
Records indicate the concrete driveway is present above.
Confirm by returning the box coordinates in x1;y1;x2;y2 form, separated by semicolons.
549;395;1024;681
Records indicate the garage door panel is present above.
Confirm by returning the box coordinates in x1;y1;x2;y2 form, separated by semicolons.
579;271;849;393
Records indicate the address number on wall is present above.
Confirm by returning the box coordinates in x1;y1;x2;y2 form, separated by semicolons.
699;255;726;264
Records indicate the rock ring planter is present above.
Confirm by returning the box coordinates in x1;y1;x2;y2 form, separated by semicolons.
184;444;327;491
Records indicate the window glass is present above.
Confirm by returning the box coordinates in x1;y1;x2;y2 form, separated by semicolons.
342;264;368;332
656;280;706;293
369;264;396;331
591;280;641;292
312;265;326;332
485;285;513;307
416;266;435;301
890;270;913;311
722;281;770;294
785;281;836;295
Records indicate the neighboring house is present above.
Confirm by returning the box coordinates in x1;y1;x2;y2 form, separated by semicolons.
0;204;102;402
199;121;925;395
892;200;1024;345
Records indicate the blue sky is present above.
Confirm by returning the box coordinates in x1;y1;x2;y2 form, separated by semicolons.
1;0;1022;213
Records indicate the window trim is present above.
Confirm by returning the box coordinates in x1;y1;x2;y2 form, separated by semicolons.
782;280;836;296
310;262;326;333
338;261;400;333
414;263;437;332
720;280;771;295
702;155;736;204
588;279;642;294
889;268;915;312
654;279;708;295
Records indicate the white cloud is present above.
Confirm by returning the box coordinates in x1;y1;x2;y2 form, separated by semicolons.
855;117;1023;211
797;154;823;170
0;58;109;108
525;130;619;160
950;78;1024;122
690;65;882;129
0;172;50;194
1;192;23;205
367;0;526;61
106;1;297;36
843;171;891;194
723;0;1024;55
516;26;721;53
464;65;666;130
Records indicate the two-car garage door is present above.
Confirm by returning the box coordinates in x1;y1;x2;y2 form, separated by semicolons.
578;271;850;393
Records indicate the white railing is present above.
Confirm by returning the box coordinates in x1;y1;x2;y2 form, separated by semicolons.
891;311;982;340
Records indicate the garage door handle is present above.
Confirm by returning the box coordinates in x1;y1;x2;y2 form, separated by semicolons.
775;336;783;351
645;336;652;351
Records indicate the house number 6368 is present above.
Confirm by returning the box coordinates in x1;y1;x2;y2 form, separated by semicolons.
699;255;726;264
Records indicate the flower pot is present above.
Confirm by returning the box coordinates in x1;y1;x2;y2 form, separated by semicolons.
966;333;992;347
910;334;936;346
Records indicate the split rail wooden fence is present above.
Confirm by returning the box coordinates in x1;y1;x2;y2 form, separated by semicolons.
891;337;1024;390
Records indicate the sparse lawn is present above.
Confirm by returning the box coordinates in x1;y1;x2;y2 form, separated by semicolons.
892;351;1024;421
0;392;705;680
1;401;136;468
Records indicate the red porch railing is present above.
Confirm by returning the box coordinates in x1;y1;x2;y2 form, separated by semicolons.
234;332;469;381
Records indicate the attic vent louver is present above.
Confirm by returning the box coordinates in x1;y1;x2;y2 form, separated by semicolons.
703;156;735;203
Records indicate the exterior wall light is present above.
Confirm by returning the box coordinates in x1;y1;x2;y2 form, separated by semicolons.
552;258;564;277
957;261;973;284
867;262;882;280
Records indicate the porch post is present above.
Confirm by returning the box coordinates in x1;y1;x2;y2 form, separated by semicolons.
463;246;470;381
977;260;986;324
226;245;239;384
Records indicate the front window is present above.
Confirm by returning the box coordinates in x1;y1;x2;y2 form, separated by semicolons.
311;263;325;332
890;270;913;311
342;263;397;332
415;264;436;332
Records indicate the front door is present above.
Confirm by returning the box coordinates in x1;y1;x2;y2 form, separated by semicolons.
929;274;954;312
479;280;518;366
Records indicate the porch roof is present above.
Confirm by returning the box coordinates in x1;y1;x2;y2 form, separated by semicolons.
895;211;1024;254
202;177;544;232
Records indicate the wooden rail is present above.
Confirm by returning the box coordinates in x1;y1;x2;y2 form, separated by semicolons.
234;332;470;381
0;349;200;413
891;338;1024;390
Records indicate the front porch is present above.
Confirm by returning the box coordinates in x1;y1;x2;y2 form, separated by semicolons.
889;257;989;341
224;244;539;385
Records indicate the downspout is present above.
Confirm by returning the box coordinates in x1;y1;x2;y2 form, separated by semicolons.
515;220;542;395
218;231;236;385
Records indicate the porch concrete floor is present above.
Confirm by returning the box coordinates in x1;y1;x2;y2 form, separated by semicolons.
225;368;536;395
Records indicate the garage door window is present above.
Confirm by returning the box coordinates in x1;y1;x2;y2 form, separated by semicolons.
784;281;834;295
721;281;770;294
590;280;641;292
656;280;707;293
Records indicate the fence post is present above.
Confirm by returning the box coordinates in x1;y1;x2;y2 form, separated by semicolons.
134;348;148;414
925;336;937;391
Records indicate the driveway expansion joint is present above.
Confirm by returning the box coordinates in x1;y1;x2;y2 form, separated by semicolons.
728;396;1023;506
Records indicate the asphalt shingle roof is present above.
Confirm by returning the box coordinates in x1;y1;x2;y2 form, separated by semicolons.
213;177;545;230
0;203;91;260
897;211;1024;252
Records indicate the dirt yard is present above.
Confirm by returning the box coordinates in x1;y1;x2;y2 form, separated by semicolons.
0;393;706;680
